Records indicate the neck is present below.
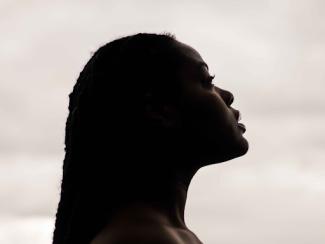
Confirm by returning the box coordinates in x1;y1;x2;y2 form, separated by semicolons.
108;164;199;230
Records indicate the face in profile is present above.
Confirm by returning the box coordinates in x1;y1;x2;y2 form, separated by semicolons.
167;40;249;166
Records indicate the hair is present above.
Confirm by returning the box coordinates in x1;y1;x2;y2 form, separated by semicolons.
52;33;185;244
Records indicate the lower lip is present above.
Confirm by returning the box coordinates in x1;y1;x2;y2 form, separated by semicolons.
238;123;246;133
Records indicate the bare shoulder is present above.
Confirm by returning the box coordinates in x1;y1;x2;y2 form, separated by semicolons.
91;223;183;244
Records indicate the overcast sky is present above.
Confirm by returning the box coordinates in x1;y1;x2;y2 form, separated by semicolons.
1;1;324;243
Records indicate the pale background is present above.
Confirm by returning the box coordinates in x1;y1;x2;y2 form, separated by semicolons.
1;0;325;243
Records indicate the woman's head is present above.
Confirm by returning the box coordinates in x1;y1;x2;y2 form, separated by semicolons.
72;33;247;166
53;32;248;244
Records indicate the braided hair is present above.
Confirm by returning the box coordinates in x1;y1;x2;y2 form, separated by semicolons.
52;33;182;244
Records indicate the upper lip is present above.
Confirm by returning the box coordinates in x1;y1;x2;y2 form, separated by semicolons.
231;108;241;122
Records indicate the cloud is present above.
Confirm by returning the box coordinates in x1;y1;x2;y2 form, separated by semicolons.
0;154;61;216
1;1;325;243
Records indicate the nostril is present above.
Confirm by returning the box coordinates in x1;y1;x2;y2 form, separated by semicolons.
231;109;241;121
216;87;234;106
227;92;234;106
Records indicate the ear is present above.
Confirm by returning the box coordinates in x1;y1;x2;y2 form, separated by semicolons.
144;93;181;129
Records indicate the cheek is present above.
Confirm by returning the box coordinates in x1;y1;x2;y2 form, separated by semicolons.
180;92;232;138
178;93;248;164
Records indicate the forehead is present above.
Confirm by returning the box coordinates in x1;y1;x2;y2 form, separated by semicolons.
172;40;208;70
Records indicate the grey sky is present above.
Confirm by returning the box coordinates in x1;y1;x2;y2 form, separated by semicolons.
1;0;324;243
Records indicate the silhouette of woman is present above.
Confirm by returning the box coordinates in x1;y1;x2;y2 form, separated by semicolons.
52;33;248;244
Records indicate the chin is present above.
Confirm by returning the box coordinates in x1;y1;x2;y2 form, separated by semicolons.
200;137;249;165
233;137;249;157
227;136;249;160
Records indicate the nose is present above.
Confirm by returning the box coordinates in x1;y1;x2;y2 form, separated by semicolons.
214;86;234;106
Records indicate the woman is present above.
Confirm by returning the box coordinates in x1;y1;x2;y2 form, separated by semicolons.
53;33;248;244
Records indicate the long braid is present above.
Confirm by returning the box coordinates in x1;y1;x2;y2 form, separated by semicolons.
52;33;177;244
53;57;95;244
